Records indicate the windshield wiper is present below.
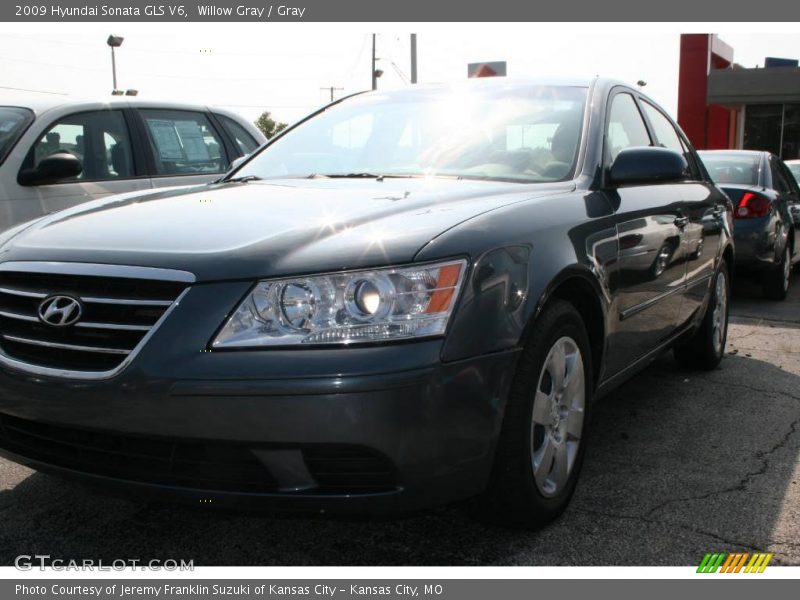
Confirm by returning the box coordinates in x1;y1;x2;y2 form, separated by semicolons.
307;173;416;181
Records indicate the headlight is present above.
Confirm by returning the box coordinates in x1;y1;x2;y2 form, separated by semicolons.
212;259;467;348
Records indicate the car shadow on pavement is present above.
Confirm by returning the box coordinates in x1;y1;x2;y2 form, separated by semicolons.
1;338;798;566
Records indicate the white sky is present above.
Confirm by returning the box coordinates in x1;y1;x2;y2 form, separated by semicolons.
0;23;798;127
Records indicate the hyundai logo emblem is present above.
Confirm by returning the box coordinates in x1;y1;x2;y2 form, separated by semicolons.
37;295;83;327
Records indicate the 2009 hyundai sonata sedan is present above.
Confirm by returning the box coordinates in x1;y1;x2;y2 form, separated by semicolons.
0;78;733;529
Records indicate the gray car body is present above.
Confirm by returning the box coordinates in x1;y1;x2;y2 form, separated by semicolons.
0;78;733;512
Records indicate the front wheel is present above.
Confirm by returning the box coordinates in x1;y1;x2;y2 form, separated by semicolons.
674;260;729;370
474;300;592;529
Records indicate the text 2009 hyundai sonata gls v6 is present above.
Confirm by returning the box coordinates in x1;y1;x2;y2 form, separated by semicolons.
0;78;733;529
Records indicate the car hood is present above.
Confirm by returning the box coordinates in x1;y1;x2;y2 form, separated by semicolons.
0;178;573;282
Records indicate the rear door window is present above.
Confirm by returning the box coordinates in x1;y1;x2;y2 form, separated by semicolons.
27;110;134;181
139;109;229;175
217;115;260;155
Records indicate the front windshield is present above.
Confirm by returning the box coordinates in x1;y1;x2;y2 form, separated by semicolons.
0;107;34;165
699;152;761;186
235;84;588;183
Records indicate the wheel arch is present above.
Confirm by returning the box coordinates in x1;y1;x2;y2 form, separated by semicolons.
722;241;735;272
522;266;608;390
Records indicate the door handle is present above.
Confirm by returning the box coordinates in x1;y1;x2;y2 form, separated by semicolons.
674;216;689;228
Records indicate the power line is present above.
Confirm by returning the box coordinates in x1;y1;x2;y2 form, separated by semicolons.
387;60;410;85
0;54;322;82
0;85;68;96
342;33;369;87
0;54;107;73
214;103;319;109
0;33;344;59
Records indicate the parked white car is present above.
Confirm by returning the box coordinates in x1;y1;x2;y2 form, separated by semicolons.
0;99;265;230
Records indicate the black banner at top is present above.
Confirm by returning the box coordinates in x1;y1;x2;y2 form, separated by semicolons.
2;0;800;22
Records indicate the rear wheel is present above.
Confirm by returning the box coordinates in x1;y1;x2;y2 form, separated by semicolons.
764;244;791;301
674;260;729;370
474;300;592;529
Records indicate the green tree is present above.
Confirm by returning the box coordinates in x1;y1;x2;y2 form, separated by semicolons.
254;111;288;139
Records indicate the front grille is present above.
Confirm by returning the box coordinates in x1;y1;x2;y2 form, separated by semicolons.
0;413;399;495
0;270;186;373
303;446;399;493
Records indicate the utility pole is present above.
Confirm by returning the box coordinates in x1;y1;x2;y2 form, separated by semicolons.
371;33;377;91
410;34;417;84
321;86;344;103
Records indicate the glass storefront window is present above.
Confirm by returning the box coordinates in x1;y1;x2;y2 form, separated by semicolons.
743;104;782;156
782;105;800;160
743;104;800;160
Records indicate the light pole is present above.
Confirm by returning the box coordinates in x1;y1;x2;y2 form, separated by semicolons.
410;34;417;84
371;34;377;90
107;34;124;93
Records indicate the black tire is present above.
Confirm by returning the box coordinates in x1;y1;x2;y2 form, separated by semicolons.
674;259;730;370
764;244;791;301
473;300;593;530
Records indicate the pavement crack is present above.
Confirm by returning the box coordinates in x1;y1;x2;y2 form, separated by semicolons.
573;508;761;553
643;415;800;519
694;374;800;403
727;328;761;341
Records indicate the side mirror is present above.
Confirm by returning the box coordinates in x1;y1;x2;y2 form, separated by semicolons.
609;146;687;187
18;152;83;186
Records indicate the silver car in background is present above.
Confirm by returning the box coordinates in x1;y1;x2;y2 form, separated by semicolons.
0;99;265;231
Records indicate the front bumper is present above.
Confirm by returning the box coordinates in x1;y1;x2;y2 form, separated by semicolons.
0;298;519;512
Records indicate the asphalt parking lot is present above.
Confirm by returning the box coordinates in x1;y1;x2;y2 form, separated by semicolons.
1;278;798;567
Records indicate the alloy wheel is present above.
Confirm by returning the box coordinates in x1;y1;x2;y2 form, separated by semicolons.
712;271;728;355
530;336;585;498
782;247;791;292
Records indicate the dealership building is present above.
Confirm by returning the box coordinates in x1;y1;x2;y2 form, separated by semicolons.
677;33;800;160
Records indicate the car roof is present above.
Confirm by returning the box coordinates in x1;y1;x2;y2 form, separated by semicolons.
335;77;677;121
0;97;240;118
3;77;638;118
699;149;766;157
348;77;596;100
